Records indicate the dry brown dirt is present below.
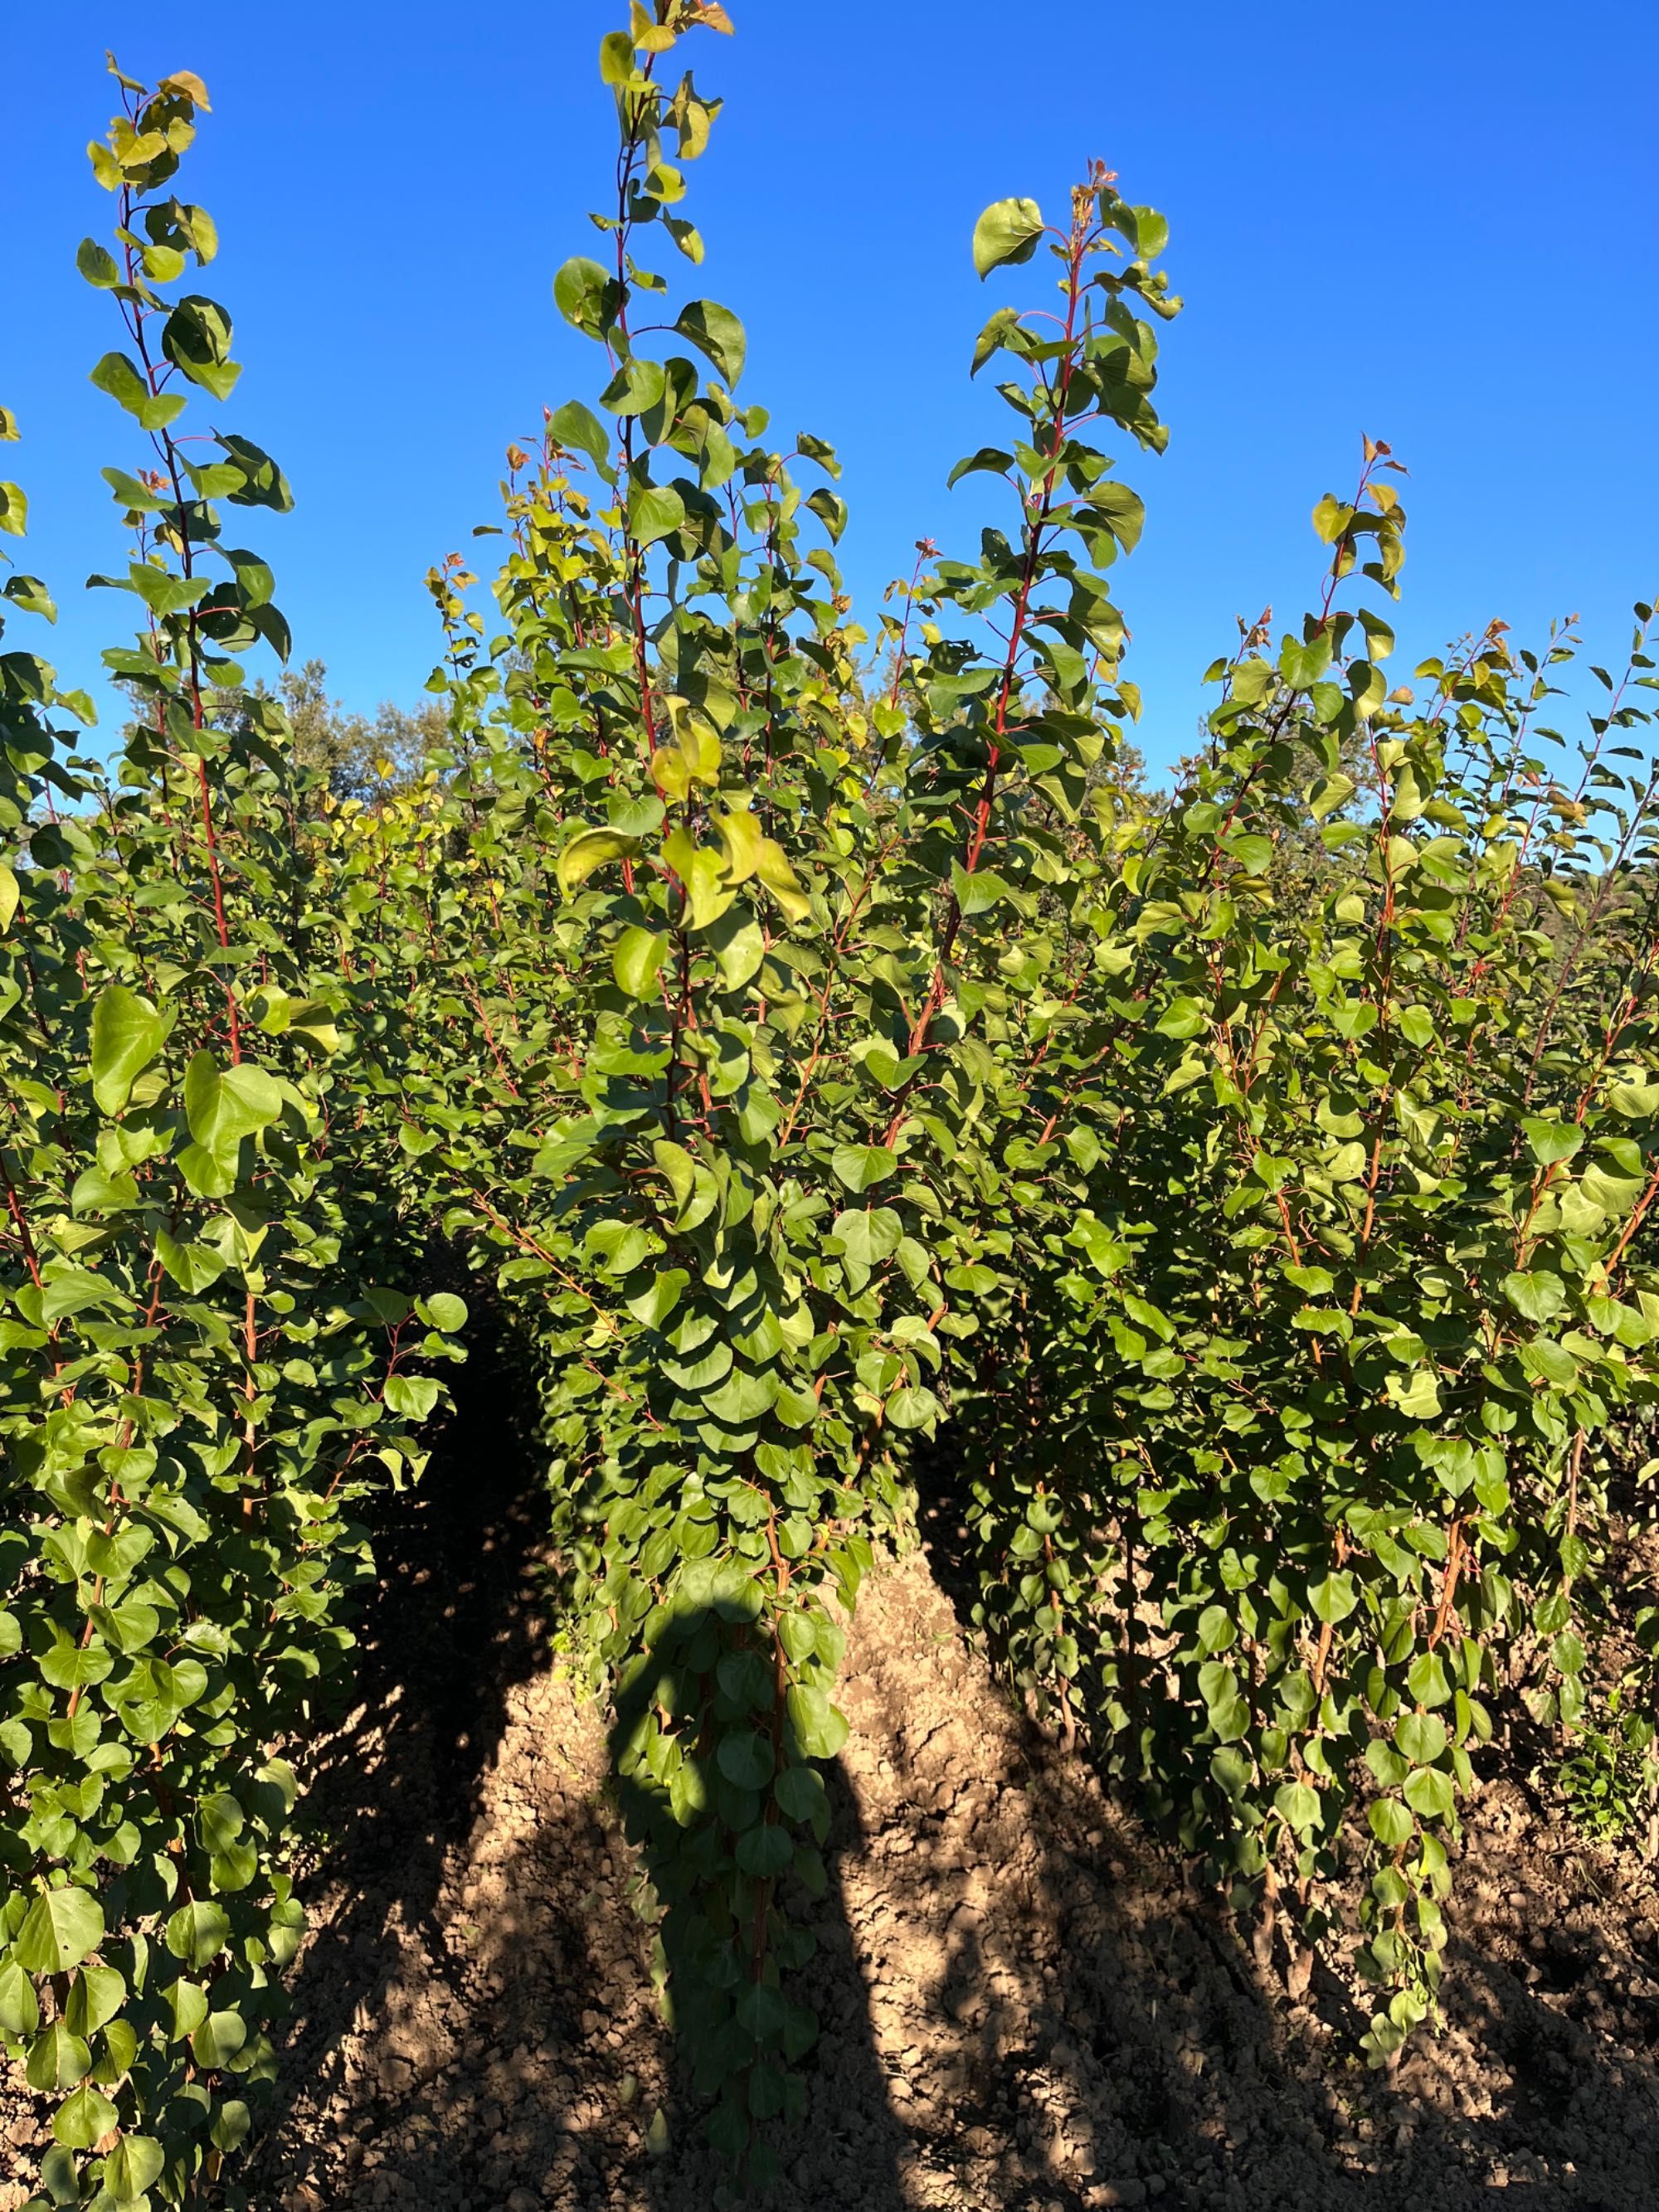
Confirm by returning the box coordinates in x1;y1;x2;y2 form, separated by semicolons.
233;1524;1659;2212
8;1359;1659;2211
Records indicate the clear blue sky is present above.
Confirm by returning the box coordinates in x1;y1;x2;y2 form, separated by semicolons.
3;2;1657;772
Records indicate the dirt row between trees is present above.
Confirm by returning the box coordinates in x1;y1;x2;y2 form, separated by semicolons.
234;1416;1659;2212
7;1397;1659;2212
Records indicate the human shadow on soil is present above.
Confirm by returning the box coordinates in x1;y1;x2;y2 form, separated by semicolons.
606;1621;912;2212
247;1310;909;2212
911;1431;1659;2210
247;1357;1659;2210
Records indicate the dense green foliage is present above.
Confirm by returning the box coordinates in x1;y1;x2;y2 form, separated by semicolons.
3;8;1658;2203
958;556;1659;2053
0;64;463;2210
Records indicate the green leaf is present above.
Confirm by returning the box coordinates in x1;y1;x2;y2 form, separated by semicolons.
211;2101;251;2155
197;1794;244;1855
549;399;615;481
190;2008;248;2068
1120;203;1170;259
602;356;667;416
775;1764;828;1828
971;197;1045;279
89;352;186;430
104;2136;166;2201
163;1981;209;2041
1087;479;1146;553
886;1385;941;1431
161;294;241;400
76;237;120;288
1521;1338;1579;1391
154;1231;227;1293
2;571;56;620
1402;1765;1456;1821
39;2144;78;2208
27;2022;91;2093
0;1960;40;2037
123;562;210;619
51;2083;118;2152
182;1053;282;1155
16;1887;105;1976
736;1822;794;1878
806;485;847;542
384;1373;440;1421
71;1164;142;1215
553;256;616;339
653;1140;697;1213
182;459;246;499
40;1267;129;1323
1405;1651;1450;1708
1395;1711;1447;1766
90;984;166;1116
66;1972;124;2035
971;306;1021;377
1607;1078;1659;1118
1280;632;1331;690
717;1730;774;1791
1307;1573;1357;1626
165;1900;230;1969
599;27;636;82
953;861;1011;916
624;1271;688;1328
946;446;1014;491
557;826;640;893
830;1143;897;1192
1503;1269;1566;1324
674;299;747;387
703;1369;776;1424
1274;1781;1321;1836
216;431;293;511
713;915;765;991
629;483;685;547
786;1685;849;1760
1522;1117;1584;1167
1369;1796;1415;1849
220;545;275;608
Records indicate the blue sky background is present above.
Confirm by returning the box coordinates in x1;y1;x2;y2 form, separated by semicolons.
2;1;1656;773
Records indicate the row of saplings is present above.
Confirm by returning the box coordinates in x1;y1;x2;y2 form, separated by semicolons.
3;15;1659;2205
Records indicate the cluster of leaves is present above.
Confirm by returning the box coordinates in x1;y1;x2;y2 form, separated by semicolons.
11;13;1659;2205
1557;1681;1657;1845
0;66;459;2210
488;1;1659;2112
956;493;1659;2054
289;2;1186;2186
288;0;1659;2165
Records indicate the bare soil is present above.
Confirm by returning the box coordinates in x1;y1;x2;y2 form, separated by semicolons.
8;1348;1659;2211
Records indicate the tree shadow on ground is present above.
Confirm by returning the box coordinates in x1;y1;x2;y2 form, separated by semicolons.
247;1304;557;2194
244;1377;1659;2210
906;1430;1659;2211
